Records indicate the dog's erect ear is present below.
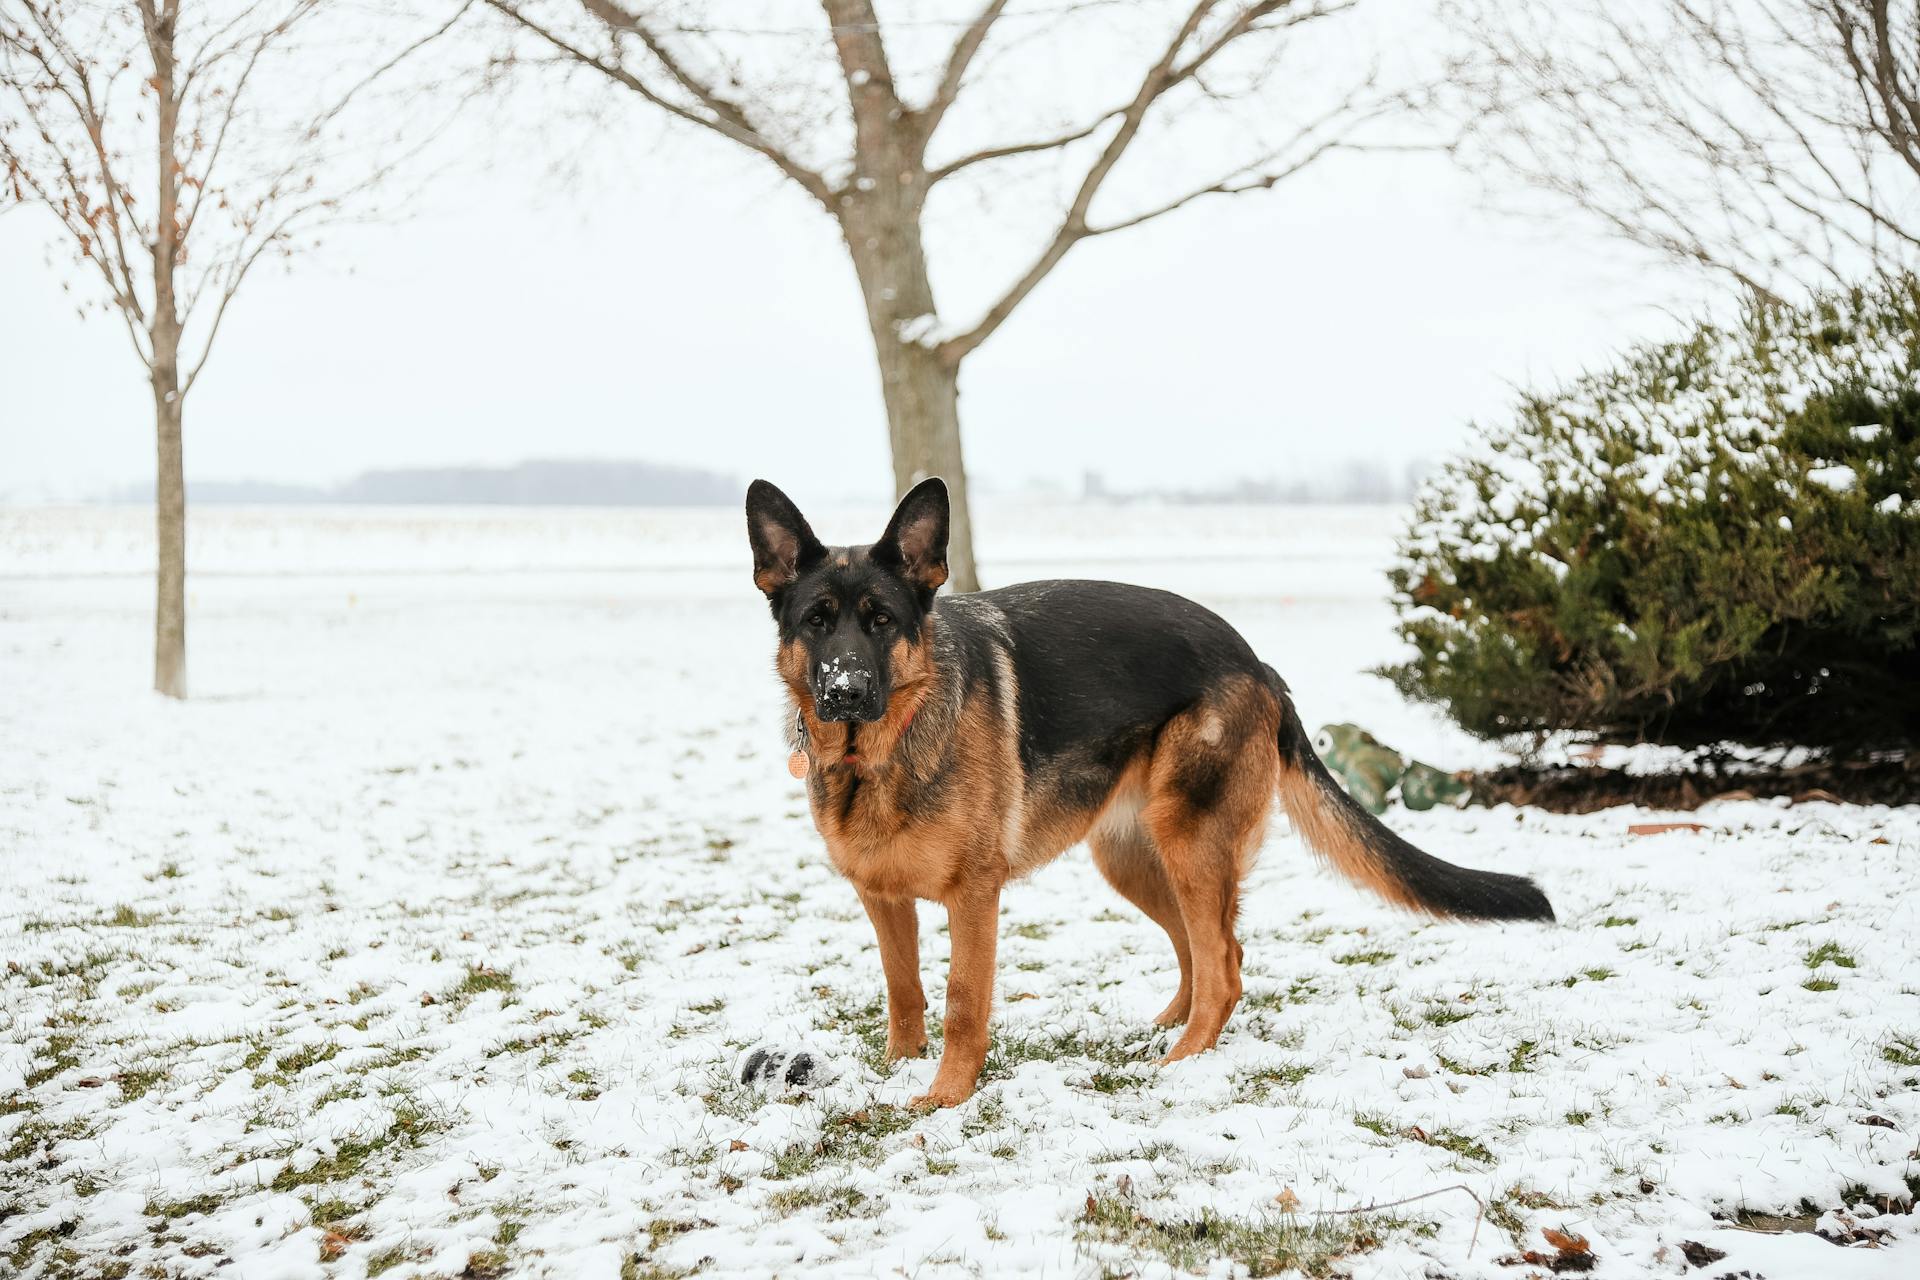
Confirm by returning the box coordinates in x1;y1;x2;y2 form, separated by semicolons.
872;477;949;594
746;480;825;596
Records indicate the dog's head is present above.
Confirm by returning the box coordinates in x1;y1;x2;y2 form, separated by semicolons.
745;477;949;724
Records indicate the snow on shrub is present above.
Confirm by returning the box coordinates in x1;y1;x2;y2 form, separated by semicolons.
1384;277;1920;753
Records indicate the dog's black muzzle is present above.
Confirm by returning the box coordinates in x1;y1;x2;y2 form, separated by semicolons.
815;657;882;722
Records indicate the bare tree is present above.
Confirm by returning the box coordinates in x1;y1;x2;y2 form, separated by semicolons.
1448;0;1920;302
1;0;464;696
481;0;1401;590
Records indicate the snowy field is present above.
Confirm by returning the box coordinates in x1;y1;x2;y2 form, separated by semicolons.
2;502;1916;1280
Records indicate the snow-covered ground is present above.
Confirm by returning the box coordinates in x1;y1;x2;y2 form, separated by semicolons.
2;503;1915;1280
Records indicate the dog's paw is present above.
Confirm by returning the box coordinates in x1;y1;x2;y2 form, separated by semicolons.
737;1044;841;1091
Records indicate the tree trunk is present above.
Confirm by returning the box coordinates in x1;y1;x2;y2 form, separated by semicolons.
148;2;186;698
841;158;982;592
152;376;187;699
872;338;980;593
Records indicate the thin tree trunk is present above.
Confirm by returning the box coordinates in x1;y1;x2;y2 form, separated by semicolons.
152;377;187;698
147;1;187;698
843;177;982;592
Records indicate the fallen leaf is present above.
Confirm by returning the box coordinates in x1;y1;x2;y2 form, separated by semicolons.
1542;1228;1589;1255
75;1077;103;1088
728;1139;748;1152
1629;822;1708;836
1678;1240;1726;1268
1273;1187;1302;1213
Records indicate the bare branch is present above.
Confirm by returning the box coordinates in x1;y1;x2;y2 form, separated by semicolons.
921;0;1008;139
485;0;834;206
1447;0;1920;295
938;0;1362;363
927;106;1122;184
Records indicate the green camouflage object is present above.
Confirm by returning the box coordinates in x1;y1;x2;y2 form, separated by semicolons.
1314;724;1470;814
1397;760;1470;812
1313;724;1403;815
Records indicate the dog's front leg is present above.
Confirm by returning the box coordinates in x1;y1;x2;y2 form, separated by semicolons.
858;890;928;1061
913;880;1002;1110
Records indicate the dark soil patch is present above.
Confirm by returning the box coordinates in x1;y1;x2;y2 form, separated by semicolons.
1469;757;1919;813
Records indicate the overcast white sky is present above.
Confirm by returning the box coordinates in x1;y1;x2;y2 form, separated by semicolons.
0;2;1717;506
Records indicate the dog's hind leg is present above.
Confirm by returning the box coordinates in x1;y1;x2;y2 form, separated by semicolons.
1142;682;1281;1063
1089;823;1193;1027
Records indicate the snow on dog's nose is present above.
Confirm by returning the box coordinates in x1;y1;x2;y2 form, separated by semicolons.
816;656;873;721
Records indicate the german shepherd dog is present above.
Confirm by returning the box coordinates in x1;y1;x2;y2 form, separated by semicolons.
747;477;1552;1109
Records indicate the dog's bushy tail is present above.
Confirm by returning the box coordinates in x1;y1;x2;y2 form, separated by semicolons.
1269;682;1554;922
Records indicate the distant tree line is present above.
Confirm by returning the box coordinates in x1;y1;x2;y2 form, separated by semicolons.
106;459;743;506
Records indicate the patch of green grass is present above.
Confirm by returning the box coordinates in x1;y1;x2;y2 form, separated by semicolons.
106;904;161;927
1563;968;1614;986
1882;1035;1920;1068
464;1249;510;1278
1435;1038;1538;1077
812;993;889;1069
981;1028;1140;1082
147;1193;225;1219
1804;943;1857;970
1333;949;1395;967
1086;1069;1140;1094
1802;978;1840;992
2;1115;55;1164
451;967;515;1001
1243;1062;1311;1102
4;1227;86;1276
485;1028;578;1063
1564;1110;1591;1126
1421;1128;1493;1163
366;1245;414;1277
959;1093;1006;1141
1599;915;1637;928
254;1041;340;1088
307;1196;364;1225
1077;1193;1393;1277
767;1183;875;1219
117;1063;169;1101
238;1039;273;1072
1353;1115;1491;1163
687;998;725;1015
269;1100;450;1194
1352;1112;1394;1137
769;1104;917;1180
1422;1004;1472;1027
24;1033;81;1089
1007;921;1051;941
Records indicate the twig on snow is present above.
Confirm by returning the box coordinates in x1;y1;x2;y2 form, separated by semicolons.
1312;1183;1487;1255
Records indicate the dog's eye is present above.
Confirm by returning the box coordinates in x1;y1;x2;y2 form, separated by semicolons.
871;612;891;628
806;612;827;629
